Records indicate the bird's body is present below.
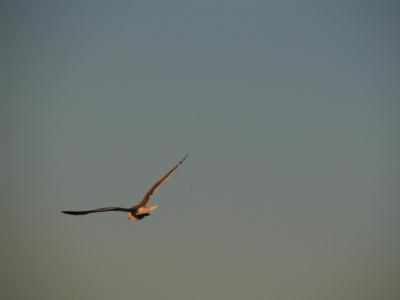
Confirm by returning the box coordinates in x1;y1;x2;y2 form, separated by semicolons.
62;154;188;221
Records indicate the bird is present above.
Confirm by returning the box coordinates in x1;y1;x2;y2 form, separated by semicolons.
62;154;189;221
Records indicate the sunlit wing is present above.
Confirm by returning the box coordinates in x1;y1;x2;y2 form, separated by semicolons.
62;207;129;215
136;154;189;208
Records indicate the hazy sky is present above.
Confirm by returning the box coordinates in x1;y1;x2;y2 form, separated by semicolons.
1;1;400;299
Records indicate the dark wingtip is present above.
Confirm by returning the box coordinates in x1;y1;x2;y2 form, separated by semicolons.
180;153;189;164
62;211;77;215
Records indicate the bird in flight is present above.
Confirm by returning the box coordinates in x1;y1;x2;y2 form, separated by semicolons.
62;154;189;221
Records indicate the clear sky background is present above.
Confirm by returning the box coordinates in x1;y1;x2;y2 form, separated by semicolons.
1;1;399;299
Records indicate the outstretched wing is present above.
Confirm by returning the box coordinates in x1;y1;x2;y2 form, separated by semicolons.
62;207;129;215
136;154;189;208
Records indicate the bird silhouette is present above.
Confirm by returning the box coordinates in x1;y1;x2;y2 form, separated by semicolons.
62;154;189;221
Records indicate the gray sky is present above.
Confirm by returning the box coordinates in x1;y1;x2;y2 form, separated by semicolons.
1;1;400;299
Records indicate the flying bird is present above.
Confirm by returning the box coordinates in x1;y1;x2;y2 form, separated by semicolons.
62;154;189;221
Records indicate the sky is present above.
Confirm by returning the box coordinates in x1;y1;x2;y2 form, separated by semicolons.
1;0;400;299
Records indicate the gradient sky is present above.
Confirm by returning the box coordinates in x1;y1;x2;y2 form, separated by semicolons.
1;1;400;299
